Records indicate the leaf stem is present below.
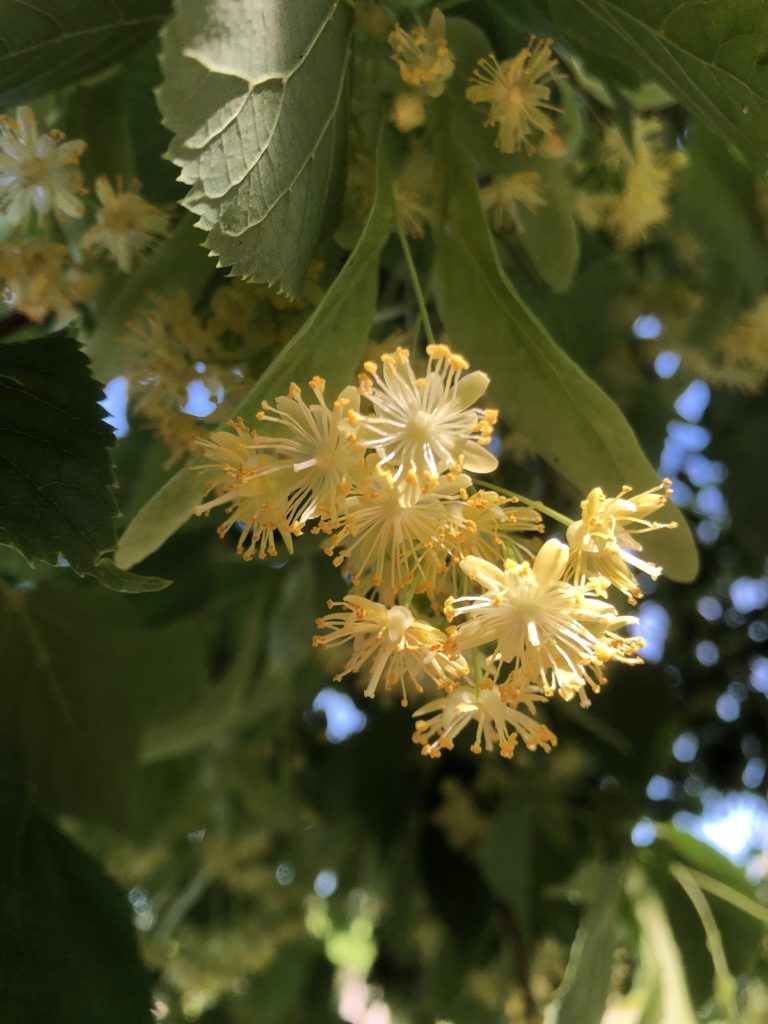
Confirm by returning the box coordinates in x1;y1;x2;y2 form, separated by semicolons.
670;863;739;1024
482;480;573;528
395;214;436;346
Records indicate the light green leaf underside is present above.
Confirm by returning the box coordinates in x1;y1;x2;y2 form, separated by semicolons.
517;156;581;294
627;867;699;1024
0;0;169;107
544;865;621;1024
547;0;768;169
435;135;698;582
115;130;395;571
158;0;351;296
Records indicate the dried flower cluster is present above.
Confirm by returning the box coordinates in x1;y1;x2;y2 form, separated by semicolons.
195;345;674;761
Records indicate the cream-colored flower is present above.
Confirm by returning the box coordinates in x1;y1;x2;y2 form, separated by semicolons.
313;595;468;705
446;540;641;703
194;379;363;554
127;290;217;369
566;481;675;602
480;172;547;233
82;176;170;272
195;425;301;560
391;92;427;133
353;345;498;482
0;240;94;325
412;681;557;758
575;117;687;249
392;149;433;238
466;39;560;154
683;296;768;393
208;280;275;350
389;9;455;98
0;106;85;225
125;291;243;463
251;377;363;527
325;464;468;594
439;490;543;597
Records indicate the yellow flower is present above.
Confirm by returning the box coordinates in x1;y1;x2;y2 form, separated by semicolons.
125;291;242;462
127;290;217;370
251;377;363;527
353;344;498;483
0;241;94;325
355;1;390;38
480;171;547;233
575;117;687;249
446;540;641;704
684;296;768;393
392;149;433;238
439;490;543;597
195;425;301;561
391;92;427;133
565;481;675;602
313;595;468;705
207;280;277;351
0;106;85;225
194;377;366;554
412;680;557;758
325;463;468;595
82;176;170;272
389;9;455;98
466;39;560;154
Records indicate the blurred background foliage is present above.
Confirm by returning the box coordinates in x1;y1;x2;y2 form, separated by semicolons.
1;1;767;1022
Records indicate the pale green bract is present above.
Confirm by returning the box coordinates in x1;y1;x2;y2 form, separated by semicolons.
157;0;352;297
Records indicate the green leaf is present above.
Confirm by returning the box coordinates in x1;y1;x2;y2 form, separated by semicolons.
115;127;394;570
674;123;768;299
626;866;698;1024
650;824;764;993
0;790;152;1023
157;0;352;297
516;156;581;294
544;864;622;1024
236;939;327;1024
546;0;768;169
0;334;169;591
434;135;698;582
0;585;208;825
478;796;531;927
65;68;136;187
0;586;139;826
141;592;266;763
654;824;762;903
0;0;169;107
669;863;739;1023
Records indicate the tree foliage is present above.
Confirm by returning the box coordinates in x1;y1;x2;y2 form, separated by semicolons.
1;1;767;1022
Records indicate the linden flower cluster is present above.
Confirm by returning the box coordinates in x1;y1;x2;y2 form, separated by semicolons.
480;172;547;234
388;10;454;133
0;106;171;326
683;295;768;394
0;105;85;225
466;37;561;154
575;117;688;249
196;344;675;762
